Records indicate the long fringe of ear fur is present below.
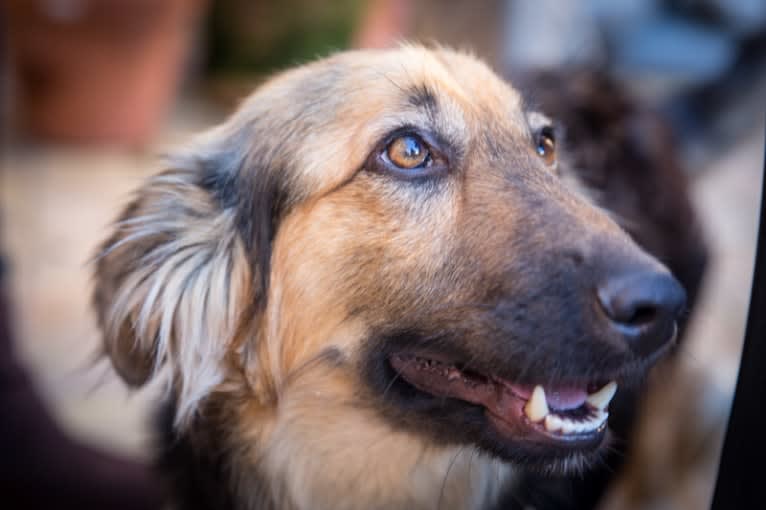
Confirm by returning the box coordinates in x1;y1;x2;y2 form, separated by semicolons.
93;167;252;426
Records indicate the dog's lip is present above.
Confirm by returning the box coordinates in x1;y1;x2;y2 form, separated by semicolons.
388;353;613;449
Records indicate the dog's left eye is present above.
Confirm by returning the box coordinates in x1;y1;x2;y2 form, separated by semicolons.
535;127;556;166
386;135;431;170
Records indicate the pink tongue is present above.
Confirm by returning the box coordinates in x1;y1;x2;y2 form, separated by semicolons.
506;383;588;411
545;386;588;410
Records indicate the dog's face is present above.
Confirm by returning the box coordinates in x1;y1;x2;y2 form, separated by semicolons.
94;47;685;478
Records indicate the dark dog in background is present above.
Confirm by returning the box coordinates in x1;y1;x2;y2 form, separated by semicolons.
505;69;709;509
92;47;694;510
527;70;707;309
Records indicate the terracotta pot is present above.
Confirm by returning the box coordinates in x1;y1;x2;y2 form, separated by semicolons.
7;0;206;146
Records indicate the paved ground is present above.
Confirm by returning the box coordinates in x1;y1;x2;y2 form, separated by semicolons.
1;100;763;505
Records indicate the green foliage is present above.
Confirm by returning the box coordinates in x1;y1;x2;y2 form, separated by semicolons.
207;0;364;76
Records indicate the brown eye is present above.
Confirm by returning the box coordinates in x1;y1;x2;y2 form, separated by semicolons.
536;127;556;166
386;135;430;169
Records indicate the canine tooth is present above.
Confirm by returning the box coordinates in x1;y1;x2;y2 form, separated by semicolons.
586;381;618;410
544;414;563;432
524;385;549;422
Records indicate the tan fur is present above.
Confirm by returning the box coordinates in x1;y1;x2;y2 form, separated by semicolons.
92;45;643;509
230;360;510;510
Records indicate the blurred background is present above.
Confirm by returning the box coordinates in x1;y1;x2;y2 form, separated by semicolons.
1;0;764;508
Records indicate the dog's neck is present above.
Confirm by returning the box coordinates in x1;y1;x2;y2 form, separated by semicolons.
167;374;513;510
251;398;512;510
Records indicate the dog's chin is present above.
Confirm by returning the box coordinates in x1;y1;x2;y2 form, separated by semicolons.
367;350;631;476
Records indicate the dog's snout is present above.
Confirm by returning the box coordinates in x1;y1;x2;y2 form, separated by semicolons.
597;271;686;357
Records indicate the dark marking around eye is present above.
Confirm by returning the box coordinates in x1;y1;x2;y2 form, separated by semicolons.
365;127;449;180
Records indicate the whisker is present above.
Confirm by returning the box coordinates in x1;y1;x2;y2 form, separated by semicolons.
382;366;404;400
438;447;465;510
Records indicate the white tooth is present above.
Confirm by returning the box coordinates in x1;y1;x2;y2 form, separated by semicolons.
560;419;576;435
573;420;593;434
544;414;563;432
575;410;608;433
524;385;549;422
586;381;618;410
551;409;611;435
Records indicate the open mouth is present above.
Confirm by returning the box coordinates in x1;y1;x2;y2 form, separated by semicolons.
389;353;618;449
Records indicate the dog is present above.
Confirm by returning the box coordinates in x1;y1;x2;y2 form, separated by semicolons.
92;46;686;510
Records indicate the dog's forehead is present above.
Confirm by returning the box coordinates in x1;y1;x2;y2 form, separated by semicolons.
339;46;527;125
206;47;535;202
288;48;530;189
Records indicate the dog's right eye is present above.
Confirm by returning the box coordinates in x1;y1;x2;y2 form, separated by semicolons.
386;135;431;170
368;131;448;179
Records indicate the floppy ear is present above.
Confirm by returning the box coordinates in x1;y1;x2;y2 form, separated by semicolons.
92;139;284;424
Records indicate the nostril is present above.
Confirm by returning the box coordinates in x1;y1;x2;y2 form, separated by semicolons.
597;272;686;334
625;304;658;327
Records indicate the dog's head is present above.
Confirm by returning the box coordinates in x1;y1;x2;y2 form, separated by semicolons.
93;46;685;474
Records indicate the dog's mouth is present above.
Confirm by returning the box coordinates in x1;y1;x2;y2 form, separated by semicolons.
389;353;616;450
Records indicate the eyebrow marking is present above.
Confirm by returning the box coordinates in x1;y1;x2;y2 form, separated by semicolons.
407;84;438;113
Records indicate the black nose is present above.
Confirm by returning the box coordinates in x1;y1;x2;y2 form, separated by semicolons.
597;272;687;357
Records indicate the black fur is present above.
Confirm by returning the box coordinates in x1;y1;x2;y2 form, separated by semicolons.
156;400;277;510
197;153;288;308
